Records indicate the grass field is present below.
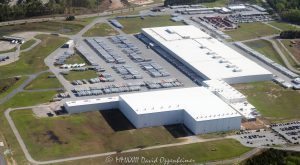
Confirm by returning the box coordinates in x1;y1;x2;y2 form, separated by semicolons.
0;76;27;99
0;47;17;54
225;22;280;41
269;21;300;31
117;15;185;34
202;0;229;7
25;72;62;90
0;90;58;164
245;40;285;66
0;21;84;36
64;70;98;81
275;40;300;69
281;39;300;62
83;23;119;37
20;39;36;50
11;110;182;160
0;34;68;78
54;139;250;165
64;53;87;64
233;81;300;122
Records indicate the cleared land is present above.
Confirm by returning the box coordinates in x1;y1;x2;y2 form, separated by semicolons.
117;15;185;34
63;70;98;81
20;39;36;50
225;22;280;41
83;23;119;37
0;76;27;99
245;40;285;66
11;110;182;160
0;91;58;164
0;34;68;78
281;39;300;62
202;0;229;7
53;139;251;165
25;72;62;90
269;21;300;31
233;81;300;122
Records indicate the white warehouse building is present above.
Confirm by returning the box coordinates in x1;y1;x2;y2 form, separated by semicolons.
142;25;272;84
64;87;242;134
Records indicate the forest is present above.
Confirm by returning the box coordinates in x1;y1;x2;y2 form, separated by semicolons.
267;0;300;24
0;0;103;22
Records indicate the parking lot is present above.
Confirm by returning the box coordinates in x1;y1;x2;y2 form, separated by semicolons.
234;129;287;147
52;34;197;98
271;121;300;144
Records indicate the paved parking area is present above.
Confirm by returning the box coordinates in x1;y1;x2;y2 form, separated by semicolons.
271;121;300;144
234;129;287;147
51;34;197;98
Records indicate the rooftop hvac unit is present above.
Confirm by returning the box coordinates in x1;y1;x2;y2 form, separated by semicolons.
183;36;190;39
166;28;175;34
219;59;229;63
212;55;221;59
226;63;235;68
233;68;242;72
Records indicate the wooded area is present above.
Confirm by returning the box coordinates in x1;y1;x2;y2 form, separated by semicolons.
267;0;300;24
0;0;103;22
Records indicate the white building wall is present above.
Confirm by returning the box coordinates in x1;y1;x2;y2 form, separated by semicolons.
136;110;184;128
223;74;273;84
118;97;140;127
64;101;119;114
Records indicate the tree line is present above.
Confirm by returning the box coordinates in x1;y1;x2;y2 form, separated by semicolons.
280;30;300;39
267;0;300;24
164;0;216;6
0;0;103;22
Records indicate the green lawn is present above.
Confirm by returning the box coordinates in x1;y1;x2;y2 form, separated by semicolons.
202;0;229;7
275;40;300;69
20;39;36;50
0;34;68;78
245;40;285;66
0;91;58;164
64;53;87;64
0;76;27;99
25;72;62;90
83;23;119;37
64;70;98;81
0;47;17;54
233;81;300;122
269;21;300;31
117;15;185;34
225;22;280;41
281;39;300;62
11;110;182;161
0;21;84;36
54;139;251;165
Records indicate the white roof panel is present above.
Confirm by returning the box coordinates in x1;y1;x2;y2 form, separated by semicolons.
120;87;240;121
142;25;272;82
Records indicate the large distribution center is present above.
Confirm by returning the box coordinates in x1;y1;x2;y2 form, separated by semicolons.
63;25;273;134
142;25;272;84
64;87;242;134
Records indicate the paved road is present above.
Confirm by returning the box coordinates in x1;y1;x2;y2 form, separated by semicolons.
264;38;300;74
0;155;5;165
5;106;261;164
0;70;50;105
0;3;162;27
277;39;300;65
